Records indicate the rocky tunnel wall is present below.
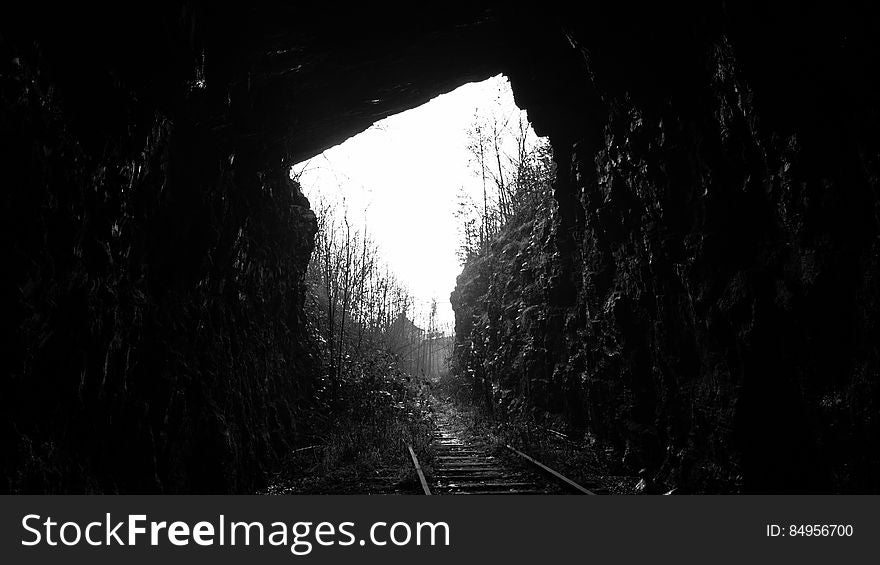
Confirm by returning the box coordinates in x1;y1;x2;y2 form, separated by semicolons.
454;2;880;493
2;2;878;492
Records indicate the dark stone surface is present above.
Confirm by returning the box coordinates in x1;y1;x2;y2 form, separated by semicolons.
2;2;878;492
453;2;880;493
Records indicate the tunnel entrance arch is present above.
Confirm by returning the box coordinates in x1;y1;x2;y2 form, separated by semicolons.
4;2;879;494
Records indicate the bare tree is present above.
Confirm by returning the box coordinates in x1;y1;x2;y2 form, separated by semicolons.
458;104;553;262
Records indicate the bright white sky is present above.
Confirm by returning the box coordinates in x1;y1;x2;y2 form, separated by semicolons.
292;75;536;330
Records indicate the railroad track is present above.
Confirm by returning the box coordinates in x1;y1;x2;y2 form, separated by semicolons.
409;412;599;495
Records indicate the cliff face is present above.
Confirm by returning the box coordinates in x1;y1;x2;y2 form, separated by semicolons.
3;2;879;492
453;3;880;493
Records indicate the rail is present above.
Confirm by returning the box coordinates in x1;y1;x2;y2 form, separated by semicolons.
407;444;432;495
504;444;596;495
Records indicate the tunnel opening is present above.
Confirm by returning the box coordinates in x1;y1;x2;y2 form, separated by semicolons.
290;74;539;339
273;75;573;493
3;3;880;494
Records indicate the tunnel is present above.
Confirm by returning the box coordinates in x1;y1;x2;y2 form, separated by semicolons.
2;2;879;493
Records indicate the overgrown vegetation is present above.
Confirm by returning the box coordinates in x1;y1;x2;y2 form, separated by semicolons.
266;193;439;493
455;103;554;264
